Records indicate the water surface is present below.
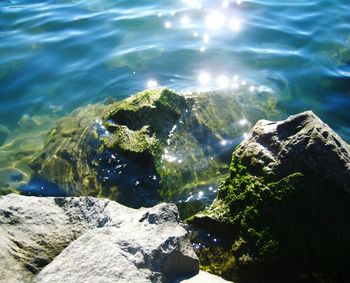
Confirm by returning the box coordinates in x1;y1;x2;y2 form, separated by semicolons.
1;0;350;199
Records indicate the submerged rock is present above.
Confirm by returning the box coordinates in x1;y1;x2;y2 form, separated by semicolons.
0;194;199;282
0;124;9;147
0;114;58;196
191;111;350;282
29;88;276;209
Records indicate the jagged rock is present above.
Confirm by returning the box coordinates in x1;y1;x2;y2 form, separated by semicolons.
178;270;233;282
0;194;199;282
29;88;276;209
234;110;350;191
191;111;350;282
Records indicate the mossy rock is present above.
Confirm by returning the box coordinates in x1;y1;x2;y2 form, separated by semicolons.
190;112;350;282
29;88;277;210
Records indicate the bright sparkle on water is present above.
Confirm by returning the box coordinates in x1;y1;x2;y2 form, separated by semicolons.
164;21;172;29
222;0;229;8
206;11;225;30
216;75;230;88
142;0;249;89
182;0;202;9
229;18;242;32
198;72;211;85
202;34;210;43
181;15;191;27
147;80;158;88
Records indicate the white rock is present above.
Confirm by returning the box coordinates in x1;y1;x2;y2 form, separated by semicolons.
0;194;199;282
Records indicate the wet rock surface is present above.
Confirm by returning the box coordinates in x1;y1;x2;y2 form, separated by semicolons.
28;88;275;209
0;194;200;283
191;111;350;283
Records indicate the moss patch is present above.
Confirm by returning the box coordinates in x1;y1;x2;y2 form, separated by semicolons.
191;155;350;283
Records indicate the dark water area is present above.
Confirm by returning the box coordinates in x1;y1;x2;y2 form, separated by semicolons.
1;0;350;203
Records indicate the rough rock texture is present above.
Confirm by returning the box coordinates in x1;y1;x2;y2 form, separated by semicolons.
234;110;350;191
28;88;277;209
178;270;233;283
0;194;199;283
191;111;350;283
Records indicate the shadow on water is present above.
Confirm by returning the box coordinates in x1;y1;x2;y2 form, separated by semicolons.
20;177;68;197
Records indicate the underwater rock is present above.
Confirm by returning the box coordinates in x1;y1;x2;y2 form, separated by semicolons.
30;88;276;209
0;124;9;147
0;194;199;282
191;111;350;282
0;113;58;196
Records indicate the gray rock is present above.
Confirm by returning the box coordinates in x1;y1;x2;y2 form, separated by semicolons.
190;111;350;281
235;110;350;192
0;194;199;282
178;271;233;283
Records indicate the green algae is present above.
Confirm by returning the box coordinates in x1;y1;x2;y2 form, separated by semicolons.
105;88;188;140
102;125;163;173
190;155;350;282
24;88;279;212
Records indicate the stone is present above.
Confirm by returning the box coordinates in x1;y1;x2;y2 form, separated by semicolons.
0;194;199;282
191;111;350;282
234;110;350;191
29;88;276;210
178;270;233;283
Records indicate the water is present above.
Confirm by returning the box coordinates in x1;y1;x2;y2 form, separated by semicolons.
1;0;350;198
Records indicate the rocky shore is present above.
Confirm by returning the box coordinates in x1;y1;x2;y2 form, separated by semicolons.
0;194;231;283
191;111;350;282
1;89;350;282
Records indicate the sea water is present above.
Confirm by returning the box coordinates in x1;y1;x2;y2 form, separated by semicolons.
1;0;350;200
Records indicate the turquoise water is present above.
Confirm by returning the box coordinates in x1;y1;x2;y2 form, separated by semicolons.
1;0;350;194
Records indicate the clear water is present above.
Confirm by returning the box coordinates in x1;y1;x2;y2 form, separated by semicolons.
1;0;350;196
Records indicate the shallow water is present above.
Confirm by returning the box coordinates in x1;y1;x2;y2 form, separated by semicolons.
1;0;350;201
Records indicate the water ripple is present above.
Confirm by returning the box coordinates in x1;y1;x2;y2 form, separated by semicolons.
0;0;349;143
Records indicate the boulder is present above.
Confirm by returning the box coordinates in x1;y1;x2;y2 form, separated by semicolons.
234;110;350;191
191;111;350;282
29;88;276;209
0;194;199;282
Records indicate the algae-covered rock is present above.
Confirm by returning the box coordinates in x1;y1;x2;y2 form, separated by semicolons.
30;88;276;209
191;111;350;282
